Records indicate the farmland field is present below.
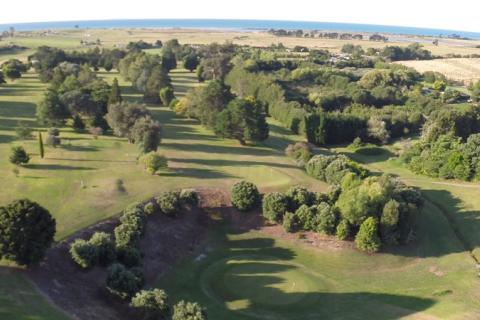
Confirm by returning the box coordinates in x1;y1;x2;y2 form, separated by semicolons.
397;58;480;84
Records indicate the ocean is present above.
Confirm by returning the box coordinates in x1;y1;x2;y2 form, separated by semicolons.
0;19;479;39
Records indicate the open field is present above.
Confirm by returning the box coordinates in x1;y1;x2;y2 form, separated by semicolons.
2;28;480;64
397;58;480;84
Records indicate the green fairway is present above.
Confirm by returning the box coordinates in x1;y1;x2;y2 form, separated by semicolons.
156;205;480;319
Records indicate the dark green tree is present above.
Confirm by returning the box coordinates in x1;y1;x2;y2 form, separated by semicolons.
38;131;44;159
106;263;144;299
108;78;123;105
9;146;30;165
0;199;56;266
262;192;289;223
183;54;199;72
37;89;70;126
131;117;162;153
231;181;260;212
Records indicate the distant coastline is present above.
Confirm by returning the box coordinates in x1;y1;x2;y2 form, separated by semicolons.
1;19;479;39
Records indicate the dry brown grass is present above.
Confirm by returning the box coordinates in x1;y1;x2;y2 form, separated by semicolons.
397;58;480;84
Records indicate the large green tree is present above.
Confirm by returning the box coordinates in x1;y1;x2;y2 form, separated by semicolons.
0;199;56;266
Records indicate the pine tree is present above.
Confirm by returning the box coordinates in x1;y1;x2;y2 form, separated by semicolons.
38;132;44;159
108;78;123;105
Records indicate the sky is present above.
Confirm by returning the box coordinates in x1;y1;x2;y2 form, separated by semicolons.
0;0;478;32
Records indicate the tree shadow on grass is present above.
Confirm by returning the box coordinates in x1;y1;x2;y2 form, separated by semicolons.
162;142;277;157
169;157;297;170
161;167;238;179
0;134;15;144
47;157;136;164
61;145;101;152
201;231;436;319
24;164;97;171
342;147;394;164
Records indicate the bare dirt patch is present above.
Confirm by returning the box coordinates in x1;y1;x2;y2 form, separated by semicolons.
27;205;209;320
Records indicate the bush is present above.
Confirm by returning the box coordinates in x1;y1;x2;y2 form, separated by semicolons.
9;146;30;165
314;203;338;235
106;263;144;299
143;201;158;215
15;122;32;140
117;246;143;268
131;289;170;320
282;212;298;233
172;300;208;320
306;154;368;185
89;232;116;266
179;189;199;207
46;127;61;147
336;220;351;240
70;239;98;268
262;192;288;223
140;152;168;174
120;207;147;236
156;191;181;216
286;186;314;211
114;223;143;249
285;142;312;167
355;217;381;253
0;199;56;266
231;181;260;211
295;205;316;231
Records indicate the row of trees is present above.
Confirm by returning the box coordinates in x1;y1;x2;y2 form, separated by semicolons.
69;191;207;319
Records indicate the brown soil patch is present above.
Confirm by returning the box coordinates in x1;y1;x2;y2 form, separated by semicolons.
27;203;210;320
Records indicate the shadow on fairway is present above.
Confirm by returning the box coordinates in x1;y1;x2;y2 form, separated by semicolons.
24;164;97;171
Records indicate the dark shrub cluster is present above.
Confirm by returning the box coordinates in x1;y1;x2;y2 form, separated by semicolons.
231;181;261;211
306;154;368;184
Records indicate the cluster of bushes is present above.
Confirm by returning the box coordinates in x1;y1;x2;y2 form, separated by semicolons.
402;133;480;181
305;154;369;184
379;44;433;61
261;173;423;252
69;191;206;318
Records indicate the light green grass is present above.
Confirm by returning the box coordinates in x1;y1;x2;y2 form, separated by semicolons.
157;206;480;319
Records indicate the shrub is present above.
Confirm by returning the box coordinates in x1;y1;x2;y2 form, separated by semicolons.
156;191;181;216
140;152;168;174
117;246;143;268
314;203;338;235
131;289;170;320
9;146;30;165
282;212;298;233
121;208;147;236
106;263;144;299
179;189;199;207
46;127;61;147
286;186;314;211
114;223;143;249
143;201;158;215
262;192;288;223
89;232;116;266
15;122;32;140
231;181;260;211
0;199;56;266
172;300;208;320
295;205;317;231
70;239;98;268
285;142;312;167
336;220;351;240
355;217;381;253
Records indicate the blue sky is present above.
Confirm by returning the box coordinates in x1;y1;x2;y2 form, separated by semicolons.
0;0;478;32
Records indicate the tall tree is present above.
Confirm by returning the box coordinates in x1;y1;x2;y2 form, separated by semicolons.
37;89;70;126
38;131;44;159
215;97;269;145
108;78;123;105
105;102;149;141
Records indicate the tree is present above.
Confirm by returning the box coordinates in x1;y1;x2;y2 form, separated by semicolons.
89;232;116;266
0;71;6;84
355;217;381;253
2;59;27;81
161;48;177;71
70;239;98;269
160;86;175;106
183;54;199;72
37;89;70;126
9;146;30;165
231;181;260;212
262;192;288;223
38;132;44;159
46;127;61;148
72;115;85;132
314;203;338;235
172;301;208;320
140;152;168;175
106;102;149;141
215;97;269;145
108;78;123;105
282;212;298;233
106;263;144;299
144;66;171;104
285;186;315;211
336;220;351;240
131;289;170;320
131;117;162;153
0;199;56;266
156;191;181;216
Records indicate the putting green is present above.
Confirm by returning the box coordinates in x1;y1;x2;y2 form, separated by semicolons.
201;256;331;318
